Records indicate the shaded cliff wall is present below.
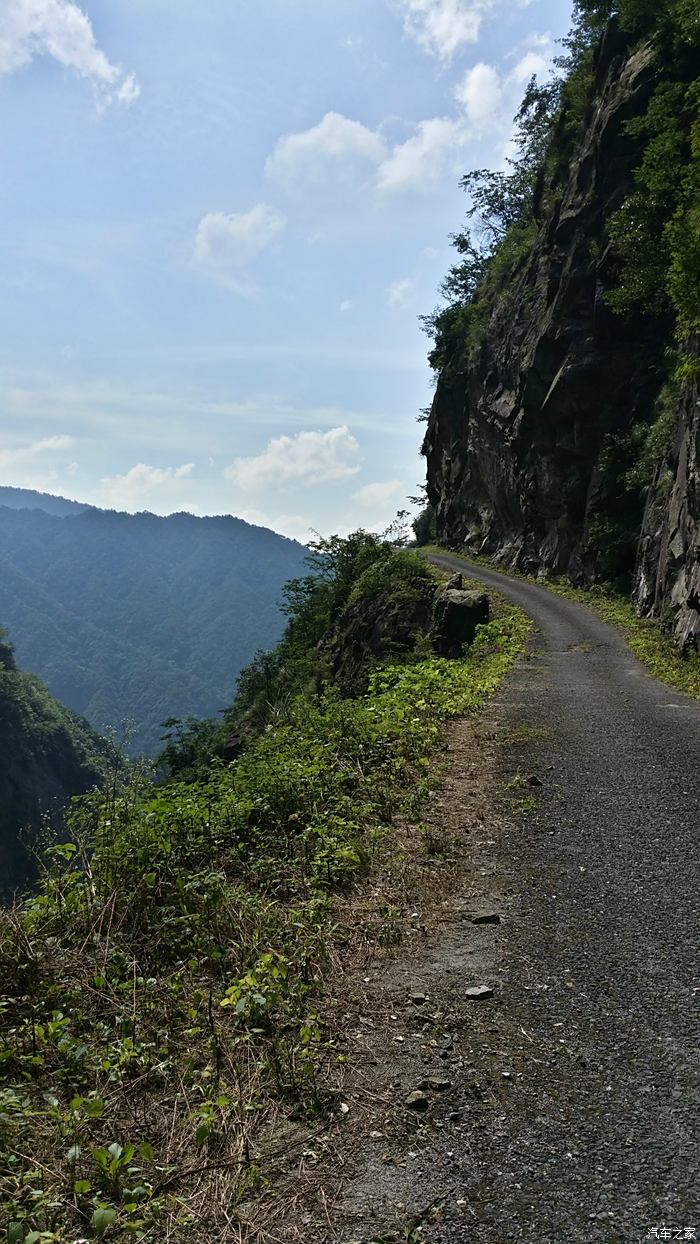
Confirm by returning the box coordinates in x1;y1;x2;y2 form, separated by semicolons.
423;21;699;647
635;340;700;648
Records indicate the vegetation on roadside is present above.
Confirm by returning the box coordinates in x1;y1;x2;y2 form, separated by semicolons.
0;627;111;895
422;547;700;700
545;581;700;698
0;534;529;1242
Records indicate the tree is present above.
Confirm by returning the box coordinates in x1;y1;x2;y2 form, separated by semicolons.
0;626;17;671
420;71;564;367
412;506;437;547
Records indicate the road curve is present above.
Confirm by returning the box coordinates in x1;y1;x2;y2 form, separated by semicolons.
427;552;700;1243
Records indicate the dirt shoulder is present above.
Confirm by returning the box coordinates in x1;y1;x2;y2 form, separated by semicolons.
246;693;533;1243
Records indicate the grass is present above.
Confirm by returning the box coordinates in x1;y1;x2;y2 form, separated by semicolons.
546;581;700;698
422;546;700;700
0;607;530;1243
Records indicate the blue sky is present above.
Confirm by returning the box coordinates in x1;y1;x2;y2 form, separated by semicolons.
0;0;573;542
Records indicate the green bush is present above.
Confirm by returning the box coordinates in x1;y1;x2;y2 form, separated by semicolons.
347;549;439;605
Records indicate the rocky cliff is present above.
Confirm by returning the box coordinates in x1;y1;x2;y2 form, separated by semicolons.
635;340;699;648
423;14;700;650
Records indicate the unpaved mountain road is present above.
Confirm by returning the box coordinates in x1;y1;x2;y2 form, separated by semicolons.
418;553;700;1242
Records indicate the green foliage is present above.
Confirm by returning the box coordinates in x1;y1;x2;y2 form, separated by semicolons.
156;716;224;781
607;79;699;336
0;534;531;1237
347;549;438;606
484;221;539;300
0;626;16;671
422;299;489;372
224;531;396;737
603;14;699;369
420;78;557;370
622;384;679;491
0;490;307;754
0;637;110;893
573;381;680;585
412;505;437;547
572;0;699;39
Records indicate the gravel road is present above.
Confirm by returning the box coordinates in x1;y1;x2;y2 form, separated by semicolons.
423;554;700;1244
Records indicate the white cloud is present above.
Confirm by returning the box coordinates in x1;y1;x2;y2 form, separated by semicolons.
377;117;462;193
395;0;492;61
266;112;387;188
225;426;361;492
0;0;139;105
194;205;287;276
0;433;75;467
99;463;194;511
386;278;415;309
116;72;140;105
339;299;353;313
511;50;550;85
455;62;503;127
352;479;404;507
454;45;555;138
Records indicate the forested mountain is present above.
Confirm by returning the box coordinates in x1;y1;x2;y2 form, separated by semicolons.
421;0;699;650
0;492;308;752
0;627;108;893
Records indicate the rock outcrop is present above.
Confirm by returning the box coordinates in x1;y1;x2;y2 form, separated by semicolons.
326;568;436;695
432;574;490;656
634;340;700;649
326;567;491;692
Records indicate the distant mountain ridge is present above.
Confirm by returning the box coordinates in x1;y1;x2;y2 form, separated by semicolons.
0;490;308;752
0;486;92;516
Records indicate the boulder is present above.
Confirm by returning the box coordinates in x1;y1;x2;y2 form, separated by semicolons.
432;583;490;657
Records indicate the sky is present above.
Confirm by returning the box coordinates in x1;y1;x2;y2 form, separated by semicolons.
0;0;573;544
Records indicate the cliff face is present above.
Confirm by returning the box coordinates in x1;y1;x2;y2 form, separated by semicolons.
423;21;699;649
635;343;700;648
